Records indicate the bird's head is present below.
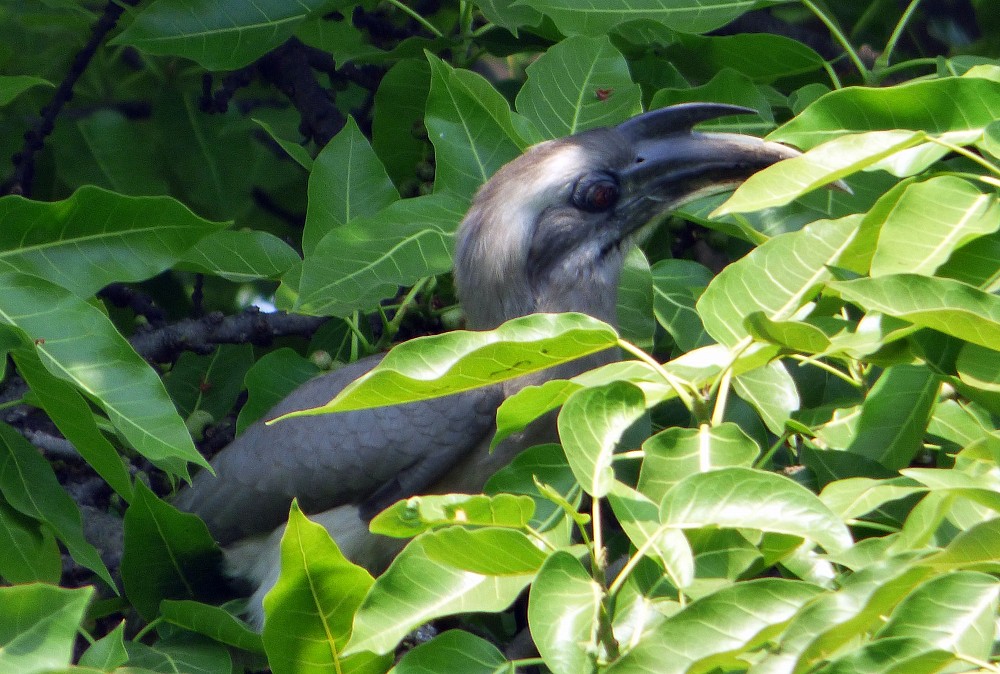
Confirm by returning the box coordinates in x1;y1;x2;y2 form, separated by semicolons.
454;103;800;329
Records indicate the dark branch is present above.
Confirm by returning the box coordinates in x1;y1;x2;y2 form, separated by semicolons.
129;308;330;363
2;0;142;197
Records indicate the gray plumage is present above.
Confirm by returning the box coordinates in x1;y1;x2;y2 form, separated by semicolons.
174;103;801;624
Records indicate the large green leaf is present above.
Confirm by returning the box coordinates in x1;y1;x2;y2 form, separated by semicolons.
608;482;694;588
637;423;759;503
393;630;508;674
303;116;400;255
275;313;618;416
346;537;530;656
0;74;52;106
0;424;113;588
528;552;603;674
845;365;939;471
559;381;647;497
877;571;999;659
831;274;1000;351
294;191;465;316
112;0;347;70
262;503;390;674
525;0;787;36
650;258;713;352
515;35;641;139
662;33;825;83
659;467;853;554
0;584;93;674
120;483;222;620
0;185;227;297
870;177;999;277
13;351;133;501
425;53;526;197
606;579;821;673
372;59;431;187
698;216;860;347
770;76;1000;148
0;500;61;584
714;130;923;215
0;273;205;472
178;230;300;282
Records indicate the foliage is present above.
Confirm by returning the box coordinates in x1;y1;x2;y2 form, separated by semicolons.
1;1;999;673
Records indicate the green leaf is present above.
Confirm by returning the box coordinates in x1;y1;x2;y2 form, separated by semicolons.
605;579;821;673
819;477;924;521
515;35;641;138
0;185;227;297
294;191;465;316
659;467;853;553
126;636;232;673
650;258;713;352
177;229;301;282
608;482;694;588
0;584;93;674
75;110;170;195
425;53;525;197
262;502;390;674
0;499;61;584
845;365;939;471
370;493;535;538
277;313;618;416
252;117;313;170
923;518;1000;571
870;177;999;277
13;349;133;501
559;381;647;497
664;33;825;83
714;131;924;215
526;0;782;36
732;360;800;435
0;74;52;106
618;247;655;351
78;621;128;671
937;230;1000;290
878;571;998;659
485;443;580;532
303;116;400;255
831;274;1000;351
161;600;264;653
421;527;548;575
957;343;1000;392
393;630;508;674
346;537;530;656
0;273;205;472
770;77;1000;149
528;551;602;674
163;344;254;421
698;216;860;347
372;59;431;187
112;0;345;69
817;637;954;674
235;347;321;433
0;424;113;587
121;482;222;620
637;423;760;503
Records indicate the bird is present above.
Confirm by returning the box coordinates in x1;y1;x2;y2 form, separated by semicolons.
174;103;801;625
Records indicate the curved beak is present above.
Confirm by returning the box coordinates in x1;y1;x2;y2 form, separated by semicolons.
614;103;801;232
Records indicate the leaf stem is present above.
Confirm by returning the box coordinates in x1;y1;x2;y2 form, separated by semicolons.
386;0;444;37
380;277;431;346
790;354;864;387
878;0;923;69
926;136;1000;177
802;0;870;83
616;338;699;415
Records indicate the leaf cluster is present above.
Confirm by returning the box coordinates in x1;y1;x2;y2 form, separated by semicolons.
0;1;998;673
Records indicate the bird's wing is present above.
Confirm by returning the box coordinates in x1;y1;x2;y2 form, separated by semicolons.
174;354;504;544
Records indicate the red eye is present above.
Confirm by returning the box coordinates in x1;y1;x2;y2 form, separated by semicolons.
574;177;619;212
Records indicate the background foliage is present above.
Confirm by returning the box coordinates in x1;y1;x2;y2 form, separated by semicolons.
1;0;999;672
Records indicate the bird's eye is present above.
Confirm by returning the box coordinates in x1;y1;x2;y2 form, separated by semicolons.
573;176;619;212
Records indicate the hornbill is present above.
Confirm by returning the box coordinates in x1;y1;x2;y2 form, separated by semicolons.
174;103;799;624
